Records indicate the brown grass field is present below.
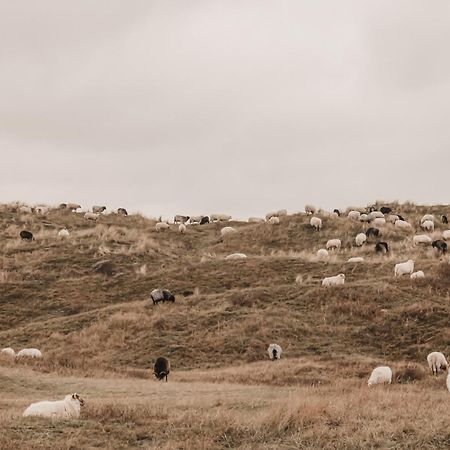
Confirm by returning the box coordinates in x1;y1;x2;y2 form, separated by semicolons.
0;201;449;449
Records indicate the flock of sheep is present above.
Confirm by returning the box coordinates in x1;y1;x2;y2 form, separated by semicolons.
3;201;450;419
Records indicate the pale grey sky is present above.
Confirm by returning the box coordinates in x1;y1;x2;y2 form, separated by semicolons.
1;1;449;218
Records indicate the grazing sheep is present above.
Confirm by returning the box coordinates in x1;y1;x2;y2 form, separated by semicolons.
410;270;425;279
355;233;367;247
380;207;392;215
174;215;190;224
368;211;384;220
348;210;361;220
372;217;386;227
225;253;247;260
359;214;370;223
443;230;450;240
421;220;434;232
23;394;84;419
442;215;448;224
20;230;33;241
1;347;15;358
375;241;389;254
221;226;237;237
432;240;447;254
248;217;265;223
322;273;345;286
395;219;413;231
155;222;170;232
317;248;329;261
387;214;400;224
305;204;316;215
211;214;231;222
117;208;128;216
17;348;42;358
413;234;432;245
84;212;99;221
154;357;170;382
366;227;380;238
310;217;322;231
394;259;414;277
178;224;186;234
347;257;364;263
267;344;282;360
92;206;106;214
368;366;392;386
427;352;448;375
333;209;341;217
189;215;204;224
67;203;81;211
151;289;175;305
326;239;341;250
58;228;70;239
268;216;280;225
421;214;435;224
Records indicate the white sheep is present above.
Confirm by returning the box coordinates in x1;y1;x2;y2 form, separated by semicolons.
84;212;99;221
58;228;70;239
268;216;280;225
221;226;237;237
305;204;316;215
17;348;42;358
225;253;247;260
348;210;361;220
427;352;448;375
347;257;364;263
23;394;85;419
178;224;186;234
368;366;392;386
211;214;231;222
359;213;370;222
395;220;412;231
443;230;450;240
248;217;265;223
92;206;106;214
317;248;329;261
372;217;386;227
355;233;367;247
421;214;435;224
67;203;81;211
189;215;204;224
155;222;170;232
421;220;434;232
387;214;400;224
1;347;15;358
413;234;432;245
394;259;414;277
267;343;282;360
326;239;342;250
322;273;345;286
310;217;322;231
368;211;384;220
410;270;425;279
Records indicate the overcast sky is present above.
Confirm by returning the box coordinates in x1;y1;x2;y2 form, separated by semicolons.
1;1;449;219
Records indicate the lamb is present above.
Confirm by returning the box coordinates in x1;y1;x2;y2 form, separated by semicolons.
67;203;81;211
221;226;237;237
150;289;175;305
394;259;414;277
305;204;316;215
58;228;70;239
413;234;432;245
92;206;106;214
20;230;33;241
443;230;450;240
117;208;128;216
355;233;367;246
174;215;190;224
326;239;341;250
248;217;265;223
268;216;280;225
368;366;392;386
225;253;247;260
372;217;386;227
17;348;42;358
23;393;84;419
210;214;231;222
178;224;186;234
410;270;425;279
348;210;361;220
84;212;100;221
421;214;435;224
347;257;364;263
421;220;434;232
427;352;448;375
432;240;447;254
395;219;413;231
317;248;329;261
267;343;282;360
1;347;15;358
322;273;345;286
154;357;170;382
155;222;170;232
310;217;322;231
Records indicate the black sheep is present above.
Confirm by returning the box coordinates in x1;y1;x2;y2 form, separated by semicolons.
154;357;170;382
20;230;33;241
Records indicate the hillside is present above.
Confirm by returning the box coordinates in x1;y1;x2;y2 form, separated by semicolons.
1;201;450;449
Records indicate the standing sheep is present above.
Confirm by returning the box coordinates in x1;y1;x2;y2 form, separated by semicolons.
421;214;435;224
322;274;345;286
421;220;434;232
375;242;389;254
427;352;448;376
310;217;322;231
305;204;316;215
178;224;187;234
348;210;361;220
151;289;175;305
117;208;128;216
432;240;447;254
267;344;282;360
268;216;280;225
210;214;232;222
317;248;329;261
84;212;100;221
154;357;171;382
155;222;170;232
17;348;42;358
355;233;367;246
413;234;432;245
443;230;450;240
410;271;425;279
395;220;413;231
174;215;190;224
326;239;341;250
368;366;392;386
67;203;81;211
23;394;84;419
92;206;106;214
394;260;414;277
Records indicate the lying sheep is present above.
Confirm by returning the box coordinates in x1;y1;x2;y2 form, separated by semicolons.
322;273;345;286
225;253;247;260
211;214;231;222
394;259;414;277
355;233;367;246
17;348;42;358
154;357;170;382
151;289;175;305
221;226;237;237
20;230;33;241
347;257;364;263
326;239;341;250
304;204;316;215
92;206;106;214
413;234;432;245
1;347;15;358
421;220;434;232
427;352;448;375
178;224;186;234
310;217;322;231
268;216;280;225
58;228;70;239
23;394;84;419
317;248;329;261
248;217;265;223
368;366;392;386
443;230;450;240
348;210;361;220
84;212;99;221
267;343;282;360
410;270;425;279
155;222;170;232
395;219;413;231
